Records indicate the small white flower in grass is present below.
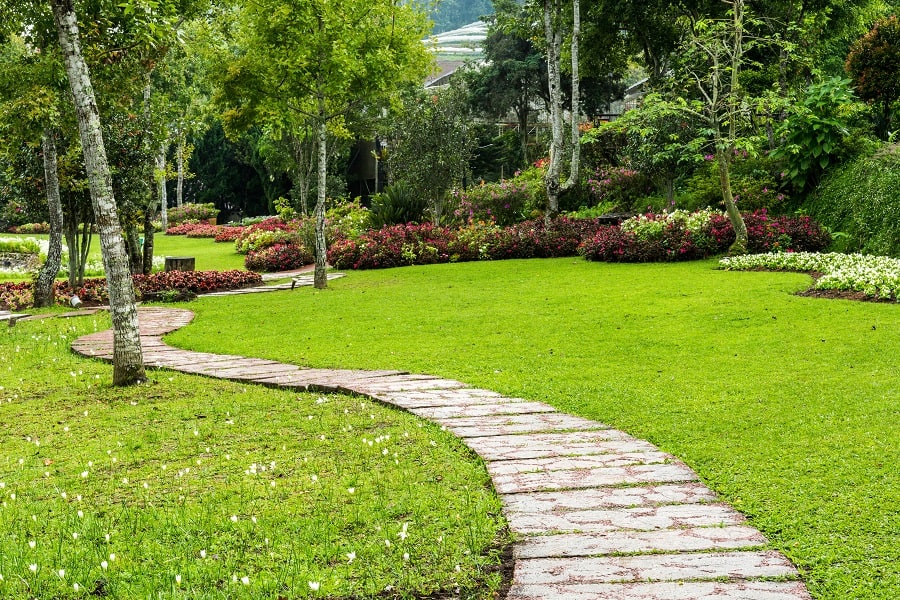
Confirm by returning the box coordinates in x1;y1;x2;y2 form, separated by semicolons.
251;516;257;524
58;569;65;578
270;480;276;488
29;564;37;573
347;487;355;495
384;539;391;547
31;515;36;522
430;440;437;447
72;532;79;540
73;583;78;591
175;574;181;585
308;581;320;591
80;471;88;478
232;574;238;583
122;477;128;484
63;426;69;432
310;474;318;482
61;491;67;499
109;553;115;561
193;430;198;436
105;534;110;542
77;510;84;518
83;411;88;416
76;494;82;501
241;576;249;585
28;540;35;549
346;551;356;563
455;565;461;572
200;550;207;559
230;515;238;523
44;472;50;477
100;561;107;570
403;553;409;561
8;493;15;500
143;482;149;489
398;522;409;540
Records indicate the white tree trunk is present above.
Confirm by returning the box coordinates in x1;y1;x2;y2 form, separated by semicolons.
563;0;581;190
34;129;64;308
176;133;184;207
51;0;145;385
314;118;328;289
543;0;564;218
157;143;168;230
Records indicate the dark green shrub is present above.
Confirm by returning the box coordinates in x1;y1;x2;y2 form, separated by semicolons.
682;155;789;213
806;144;900;256
368;182;428;228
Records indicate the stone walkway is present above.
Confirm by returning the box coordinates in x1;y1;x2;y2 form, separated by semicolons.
71;297;812;599
0;309;26;324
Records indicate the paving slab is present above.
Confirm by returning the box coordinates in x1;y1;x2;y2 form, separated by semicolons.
351;378;467;393
465;431;653;461
514;525;768;559
512;551;799;585
505;502;744;535
370;390;523;410
485;452;672;476
407;401;557;420
492;462;699;494
506;581;811;600
500;483;720;513
433;413;607;438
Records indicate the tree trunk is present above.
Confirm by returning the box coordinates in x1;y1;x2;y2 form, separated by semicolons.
716;147;747;254
563;0;581;191
124;222;142;274
176;134;184;207
142;211;154;275
51;0;145;385
34;129;64;308
543;0;564;219
313;118;328;289
157;142;168;230
515;103;530;167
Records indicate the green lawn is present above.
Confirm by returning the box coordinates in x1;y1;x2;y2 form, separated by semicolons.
0;317;506;598
0;233;246;281
162;258;900;600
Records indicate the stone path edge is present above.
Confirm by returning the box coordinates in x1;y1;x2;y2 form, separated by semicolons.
70;305;812;600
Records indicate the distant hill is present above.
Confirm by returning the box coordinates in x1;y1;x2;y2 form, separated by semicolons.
429;0;494;34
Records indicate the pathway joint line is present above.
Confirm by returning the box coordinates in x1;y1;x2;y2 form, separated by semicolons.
70;305;811;599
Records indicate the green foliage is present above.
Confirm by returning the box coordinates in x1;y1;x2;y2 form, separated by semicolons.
368;182;428;228
806;143;900;256
0;237;40;253
771;77;861;193
682;155;788;213
168;203;219;226
846;15;900;138
387;86;477;224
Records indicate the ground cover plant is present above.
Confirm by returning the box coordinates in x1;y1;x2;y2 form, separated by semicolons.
0;316;507;599
722;252;900;301
166;259;900;600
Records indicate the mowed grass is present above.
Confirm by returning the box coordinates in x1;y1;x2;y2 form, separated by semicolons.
165;258;900;599
0;317;506;598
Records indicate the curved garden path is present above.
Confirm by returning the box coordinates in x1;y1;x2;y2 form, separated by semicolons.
72;283;813;599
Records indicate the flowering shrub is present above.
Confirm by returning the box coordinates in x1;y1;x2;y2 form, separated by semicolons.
0;271;263;309
579;223;710;262
720;252;900;301
236;229;300;254
8;222;50;234
586;166;653;210
214;226;247;243
709;210;832;254
328;223;454;270
167;203;219;226
451;180;530;226
234;218;294;253
166;222;201;235
245;243;314;272
185;224;222;238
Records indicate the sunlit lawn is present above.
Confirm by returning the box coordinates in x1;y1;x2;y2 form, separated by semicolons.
165;258;900;600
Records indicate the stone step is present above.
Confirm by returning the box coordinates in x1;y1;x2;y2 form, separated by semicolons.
513;551;799;585
506;502;744;535
485;451;673;476
501;483;719;513
492;462;699;494
437;413;608;438
407;401;556;420
465;431;654;461
506;580;811;600
514;525;768;559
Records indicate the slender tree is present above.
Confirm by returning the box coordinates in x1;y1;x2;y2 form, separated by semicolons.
50;0;144;384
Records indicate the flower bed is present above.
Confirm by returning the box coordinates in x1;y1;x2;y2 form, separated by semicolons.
0;270;263;310
720;252;900;301
245;243;314;272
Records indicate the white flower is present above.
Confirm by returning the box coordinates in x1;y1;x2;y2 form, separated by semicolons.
175;574;181;584
230;515;238;522
29;564;37;573
346;551;356;563
72;532;79;540
308;581;320;591
403;552;409;561
347;487;355;494
73;583;79;591
77;510;84;518
28;540;35;549
58;569;65;578
241;576;249;585
101;560;108;570
200;549;207;559
109;553;115;561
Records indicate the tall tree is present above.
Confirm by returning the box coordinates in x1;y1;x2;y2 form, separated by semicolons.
846;14;900;139
50;0;145;384
217;0;431;288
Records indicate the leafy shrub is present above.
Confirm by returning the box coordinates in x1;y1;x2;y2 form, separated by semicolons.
166;222;200;235
578;223;709;262
368;182;428;228
245;243;314;272
185;224;222;238
214;226;247;243
585;166;654;211
235;229;300;254
9;222;50;234
806;144;900;256
0;281;32;310
682;156;789;213
233;218;293;253
451;180;529;226
167;203;219;226
0;237;41;253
